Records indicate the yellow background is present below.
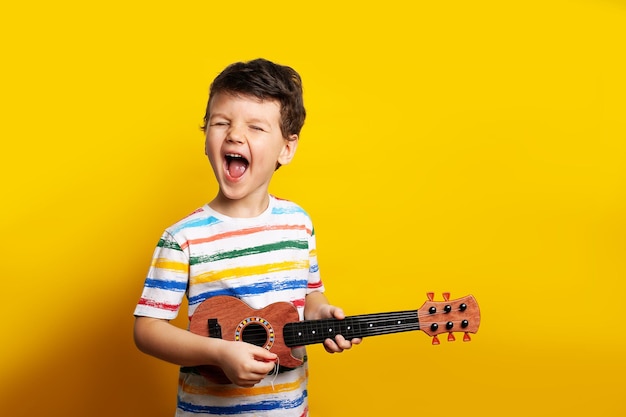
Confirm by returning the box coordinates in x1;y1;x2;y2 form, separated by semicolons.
1;1;625;415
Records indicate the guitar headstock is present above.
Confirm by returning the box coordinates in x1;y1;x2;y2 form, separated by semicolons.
418;292;481;344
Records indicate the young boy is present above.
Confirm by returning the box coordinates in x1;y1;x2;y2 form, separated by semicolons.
133;58;360;416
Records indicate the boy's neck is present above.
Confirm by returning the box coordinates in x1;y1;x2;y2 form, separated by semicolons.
209;192;271;218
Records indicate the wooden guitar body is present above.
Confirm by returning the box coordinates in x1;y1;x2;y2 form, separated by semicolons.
188;295;303;382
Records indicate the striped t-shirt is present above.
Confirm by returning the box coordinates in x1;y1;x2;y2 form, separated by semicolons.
134;195;324;417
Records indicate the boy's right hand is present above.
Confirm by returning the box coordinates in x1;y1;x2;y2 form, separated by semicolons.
134;317;278;387
218;342;278;387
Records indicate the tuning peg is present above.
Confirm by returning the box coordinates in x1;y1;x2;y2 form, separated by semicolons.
427;292;434;301
447;332;456;342
442;292;450;301
432;335;440;345
463;332;471;342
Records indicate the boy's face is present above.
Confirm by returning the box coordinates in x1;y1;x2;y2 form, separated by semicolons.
204;92;298;209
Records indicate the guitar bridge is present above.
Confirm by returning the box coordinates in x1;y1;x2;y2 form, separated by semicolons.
208;318;222;339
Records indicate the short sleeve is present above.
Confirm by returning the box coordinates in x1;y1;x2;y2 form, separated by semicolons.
133;231;189;320
306;226;324;294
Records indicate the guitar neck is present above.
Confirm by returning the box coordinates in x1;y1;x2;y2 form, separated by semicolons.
283;310;420;347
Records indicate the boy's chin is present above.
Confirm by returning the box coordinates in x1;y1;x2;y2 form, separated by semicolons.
217;188;245;202
217;186;259;204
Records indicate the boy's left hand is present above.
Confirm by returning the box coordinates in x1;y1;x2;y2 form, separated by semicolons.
317;304;362;353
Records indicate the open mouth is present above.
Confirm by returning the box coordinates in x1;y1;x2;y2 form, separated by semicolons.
225;153;249;179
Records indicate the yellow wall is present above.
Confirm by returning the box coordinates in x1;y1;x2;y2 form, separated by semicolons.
1;1;625;416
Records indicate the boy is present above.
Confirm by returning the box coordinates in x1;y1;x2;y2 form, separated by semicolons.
133;58;360;416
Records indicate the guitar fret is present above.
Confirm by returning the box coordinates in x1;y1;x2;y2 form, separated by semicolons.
284;311;420;347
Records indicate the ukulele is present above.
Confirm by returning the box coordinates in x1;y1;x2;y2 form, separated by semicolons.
189;292;480;383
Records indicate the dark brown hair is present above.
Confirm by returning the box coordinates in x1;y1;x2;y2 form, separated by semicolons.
201;58;306;139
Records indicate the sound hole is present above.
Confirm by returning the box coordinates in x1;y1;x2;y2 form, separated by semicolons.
241;323;268;347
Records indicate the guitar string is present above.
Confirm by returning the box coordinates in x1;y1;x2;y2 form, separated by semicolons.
236;311;472;344
242;328;468;347
242;314;416;340
284;322;467;343
224;309;469;330
237;311;467;335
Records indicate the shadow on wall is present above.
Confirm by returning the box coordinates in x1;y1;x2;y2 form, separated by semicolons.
1;285;183;417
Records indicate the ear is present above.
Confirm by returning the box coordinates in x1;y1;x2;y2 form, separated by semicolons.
277;134;299;166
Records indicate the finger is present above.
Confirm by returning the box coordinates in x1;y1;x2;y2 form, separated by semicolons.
237;379;259;388
250;345;279;362
334;334;353;350
331;306;345;320
230;371;262;387
249;359;278;377
351;337;363;345
254;352;278;363
237;368;271;387
323;337;342;353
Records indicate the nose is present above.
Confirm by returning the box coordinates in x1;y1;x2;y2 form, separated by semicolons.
226;124;246;144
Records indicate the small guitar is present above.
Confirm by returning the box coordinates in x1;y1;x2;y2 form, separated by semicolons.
189;292;480;383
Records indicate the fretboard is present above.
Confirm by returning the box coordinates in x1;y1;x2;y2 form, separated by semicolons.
283;310;420;347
